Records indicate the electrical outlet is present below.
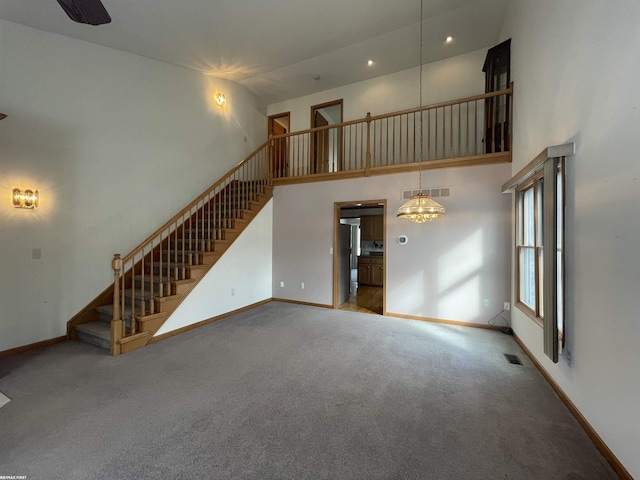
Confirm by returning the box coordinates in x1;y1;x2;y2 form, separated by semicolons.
504;302;511;311
280;281;284;288
483;298;490;308
301;282;305;289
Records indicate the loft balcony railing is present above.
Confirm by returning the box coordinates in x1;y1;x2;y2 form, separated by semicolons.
269;85;512;184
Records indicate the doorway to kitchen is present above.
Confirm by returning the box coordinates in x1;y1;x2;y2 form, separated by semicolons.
333;200;386;315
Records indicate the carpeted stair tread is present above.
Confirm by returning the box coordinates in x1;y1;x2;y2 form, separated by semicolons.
76;321;111;350
96;304;131;318
95;305;136;324
134;274;171;285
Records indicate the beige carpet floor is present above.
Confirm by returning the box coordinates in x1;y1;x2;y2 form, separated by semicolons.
0;302;618;479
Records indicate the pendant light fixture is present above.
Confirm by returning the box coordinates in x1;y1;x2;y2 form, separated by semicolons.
397;0;446;224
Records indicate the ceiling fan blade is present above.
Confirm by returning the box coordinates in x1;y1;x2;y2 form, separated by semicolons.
56;0;111;25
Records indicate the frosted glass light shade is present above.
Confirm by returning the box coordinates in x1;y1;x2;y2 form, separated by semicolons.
396;193;445;223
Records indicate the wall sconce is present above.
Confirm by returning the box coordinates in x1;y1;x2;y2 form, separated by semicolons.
12;188;39;209
215;92;226;106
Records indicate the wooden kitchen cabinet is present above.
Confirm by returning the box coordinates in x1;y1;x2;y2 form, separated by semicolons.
370;258;384;286
360;215;383;241
357;256;384;286
372;216;383;240
358;257;371;285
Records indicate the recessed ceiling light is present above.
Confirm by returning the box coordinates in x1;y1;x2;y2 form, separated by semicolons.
367;60;374;66
445;36;454;44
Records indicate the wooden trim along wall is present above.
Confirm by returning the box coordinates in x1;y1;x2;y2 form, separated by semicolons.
272;152;511;187
149;299;272;344
387;312;502;331
0;336;67;359
151;299;332;346
513;333;633;480
5;299;321;358
271;298;333;310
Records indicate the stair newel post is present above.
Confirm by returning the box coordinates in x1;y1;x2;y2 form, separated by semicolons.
365;112;372;176
110;254;123;355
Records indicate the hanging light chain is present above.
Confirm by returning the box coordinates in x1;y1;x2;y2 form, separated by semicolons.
396;0;446;223
418;0;424;193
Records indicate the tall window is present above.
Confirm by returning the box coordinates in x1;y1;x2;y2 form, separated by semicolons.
516;160;565;344
518;180;539;312
556;164;564;340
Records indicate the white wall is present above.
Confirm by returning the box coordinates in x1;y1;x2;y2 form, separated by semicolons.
269;47;510;325
272;164;512;326
155;200;272;336
0;20;266;351
268;48;488;129
502;1;640;476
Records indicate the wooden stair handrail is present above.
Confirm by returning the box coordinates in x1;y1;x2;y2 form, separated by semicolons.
119;142;270;265
109;140;273;354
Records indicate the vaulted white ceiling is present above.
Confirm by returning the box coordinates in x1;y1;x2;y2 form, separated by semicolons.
0;0;508;104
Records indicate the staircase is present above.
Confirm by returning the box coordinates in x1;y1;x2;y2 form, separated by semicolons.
67;87;515;355
69;146;273;354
